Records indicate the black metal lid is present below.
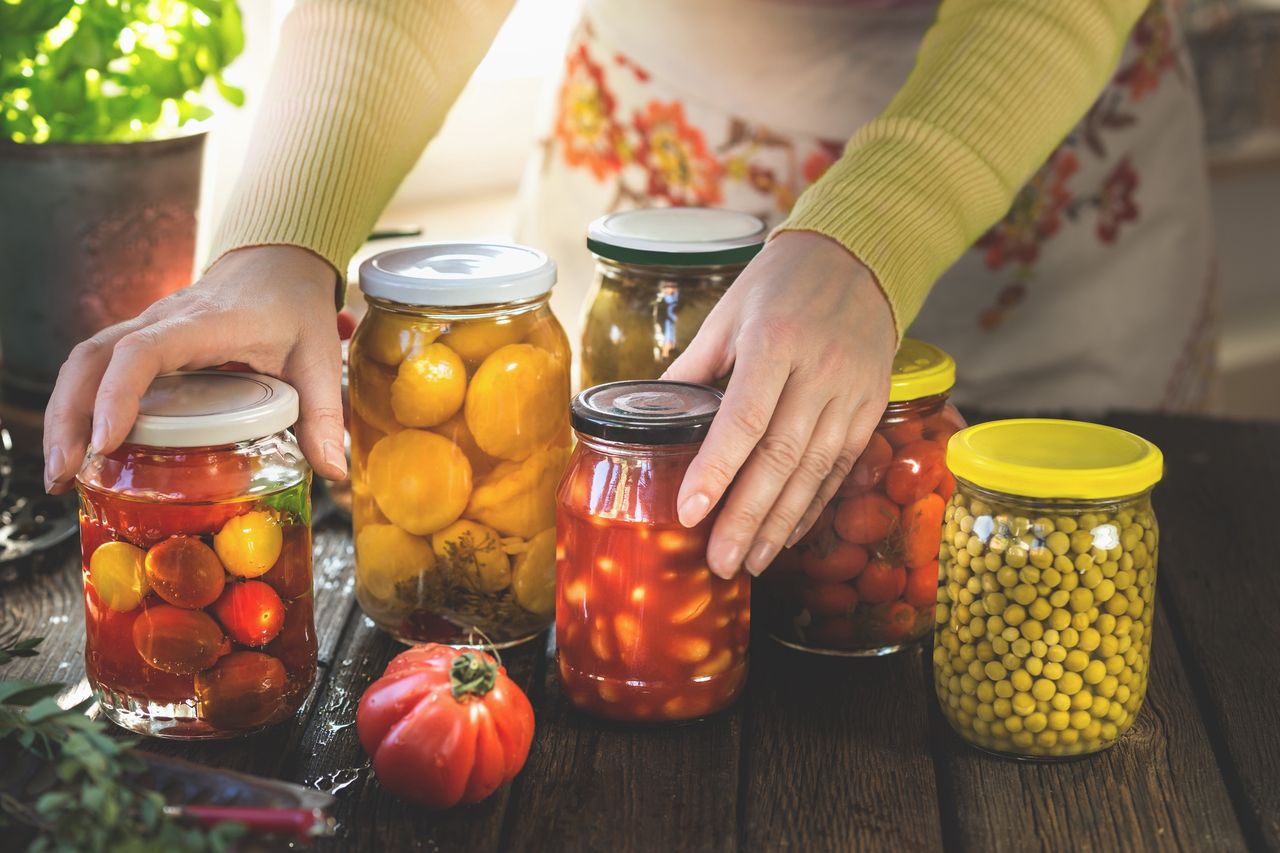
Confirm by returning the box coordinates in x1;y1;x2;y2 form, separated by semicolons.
571;381;722;445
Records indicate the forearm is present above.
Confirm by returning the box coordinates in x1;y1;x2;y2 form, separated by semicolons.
209;0;515;280
777;0;1149;335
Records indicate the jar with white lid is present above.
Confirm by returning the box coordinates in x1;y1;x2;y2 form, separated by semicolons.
582;208;765;388
350;243;571;648
76;371;315;739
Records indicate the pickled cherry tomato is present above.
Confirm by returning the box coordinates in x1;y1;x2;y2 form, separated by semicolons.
882;601;919;641
884;440;947;505
801;581;859;617
905;561;940;608
260;523;312;600
212;581;286;647
144;536;226;609
901;493;946;569
267;595;318;673
133;605;230;675
838;432;892;496
214;510;283;579
799;540;868;583
194;651;287;730
880;418;924;449
88;541;149;612
855;559;906;605
833;493;899;545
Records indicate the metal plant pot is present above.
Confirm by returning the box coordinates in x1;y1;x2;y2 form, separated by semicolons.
0;132;206;403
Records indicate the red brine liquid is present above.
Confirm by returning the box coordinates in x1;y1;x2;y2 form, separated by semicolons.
556;381;748;724
556;513;749;722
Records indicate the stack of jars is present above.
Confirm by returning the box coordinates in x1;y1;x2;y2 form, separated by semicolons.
349;243;571;648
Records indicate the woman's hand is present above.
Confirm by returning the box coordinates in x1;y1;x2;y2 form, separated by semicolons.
43;245;347;494
663;231;897;579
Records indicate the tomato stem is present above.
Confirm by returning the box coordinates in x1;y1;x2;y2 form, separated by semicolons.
449;651;497;700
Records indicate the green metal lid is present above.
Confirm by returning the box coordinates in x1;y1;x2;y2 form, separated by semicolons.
587;208;767;267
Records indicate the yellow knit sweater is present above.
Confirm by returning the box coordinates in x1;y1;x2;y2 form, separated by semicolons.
210;0;1150;334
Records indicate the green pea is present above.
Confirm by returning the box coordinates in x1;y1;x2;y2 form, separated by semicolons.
997;566;1019;588
1070;530;1094;555
1046;532;1070;556
1070;588;1094;611
1056;516;1079;534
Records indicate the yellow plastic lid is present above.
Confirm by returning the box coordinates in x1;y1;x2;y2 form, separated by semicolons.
946;419;1164;500
889;338;955;402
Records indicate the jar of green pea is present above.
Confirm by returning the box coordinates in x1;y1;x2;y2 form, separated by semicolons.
933;419;1163;759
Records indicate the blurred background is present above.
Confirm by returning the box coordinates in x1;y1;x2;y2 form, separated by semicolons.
204;0;1279;418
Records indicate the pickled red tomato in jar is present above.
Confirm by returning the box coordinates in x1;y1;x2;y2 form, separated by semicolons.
763;339;964;656
76;372;315;739
557;381;749;723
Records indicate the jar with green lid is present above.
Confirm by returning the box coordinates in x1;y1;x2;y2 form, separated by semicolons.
934;419;1163;759
581;208;765;388
763;339;965;656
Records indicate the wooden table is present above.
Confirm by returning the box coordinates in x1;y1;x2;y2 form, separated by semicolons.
3;413;1278;852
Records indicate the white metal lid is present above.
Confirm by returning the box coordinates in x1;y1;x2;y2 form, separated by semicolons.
587;208;767;266
124;372;300;448
358;242;557;307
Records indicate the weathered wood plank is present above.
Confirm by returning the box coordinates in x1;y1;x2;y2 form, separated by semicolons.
740;638;944;851
499;632;741;853
1108;414;1280;850
932;600;1246;852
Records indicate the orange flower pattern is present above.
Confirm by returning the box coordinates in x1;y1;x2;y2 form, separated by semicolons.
632;101;724;206
554;44;623;180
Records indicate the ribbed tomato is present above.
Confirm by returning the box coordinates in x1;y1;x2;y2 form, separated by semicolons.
357;644;534;809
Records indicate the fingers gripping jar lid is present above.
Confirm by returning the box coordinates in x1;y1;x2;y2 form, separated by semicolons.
587;208;767;266
571;380;722;445
358;242;557;306
124;371;300;448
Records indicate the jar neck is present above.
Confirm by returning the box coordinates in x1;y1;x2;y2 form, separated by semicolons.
595;255;747;283
883;392;950;420
955;476;1154;512
364;292;551;321
109;430;290;460
574;431;702;460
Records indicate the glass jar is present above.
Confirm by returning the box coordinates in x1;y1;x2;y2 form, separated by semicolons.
581;208;765;388
556;381;750;722
763;339;965;656
350;243;571;648
934;419;1163;759
76;372;315;739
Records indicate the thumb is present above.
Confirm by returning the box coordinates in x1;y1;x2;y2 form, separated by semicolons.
285;337;348;481
662;308;735;386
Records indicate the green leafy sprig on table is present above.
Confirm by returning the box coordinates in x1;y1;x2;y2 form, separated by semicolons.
0;637;243;852
0;0;245;144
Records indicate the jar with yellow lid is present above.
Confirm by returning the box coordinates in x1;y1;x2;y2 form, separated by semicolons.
763;339;965;655
581;208;765;388
934;419;1163;759
349;243;571;648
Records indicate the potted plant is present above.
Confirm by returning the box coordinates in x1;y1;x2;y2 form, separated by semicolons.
0;0;244;426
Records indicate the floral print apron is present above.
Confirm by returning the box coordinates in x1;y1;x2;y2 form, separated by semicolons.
516;0;1216;412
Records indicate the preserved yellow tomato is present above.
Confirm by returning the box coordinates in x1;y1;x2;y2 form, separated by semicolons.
214;509;283;579
524;315;570;362
512;527;556;615
88;541;149;612
390;342;467;428
465;445;568;538
465;343;567;461
366;430;472;536
431;410;499;476
351;357;401;437
432;519;510;593
356;523;436;601
441;313;533;363
360;312;441;367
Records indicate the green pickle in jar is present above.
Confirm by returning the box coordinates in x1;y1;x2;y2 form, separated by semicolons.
934;419;1163;759
582;208;765;387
